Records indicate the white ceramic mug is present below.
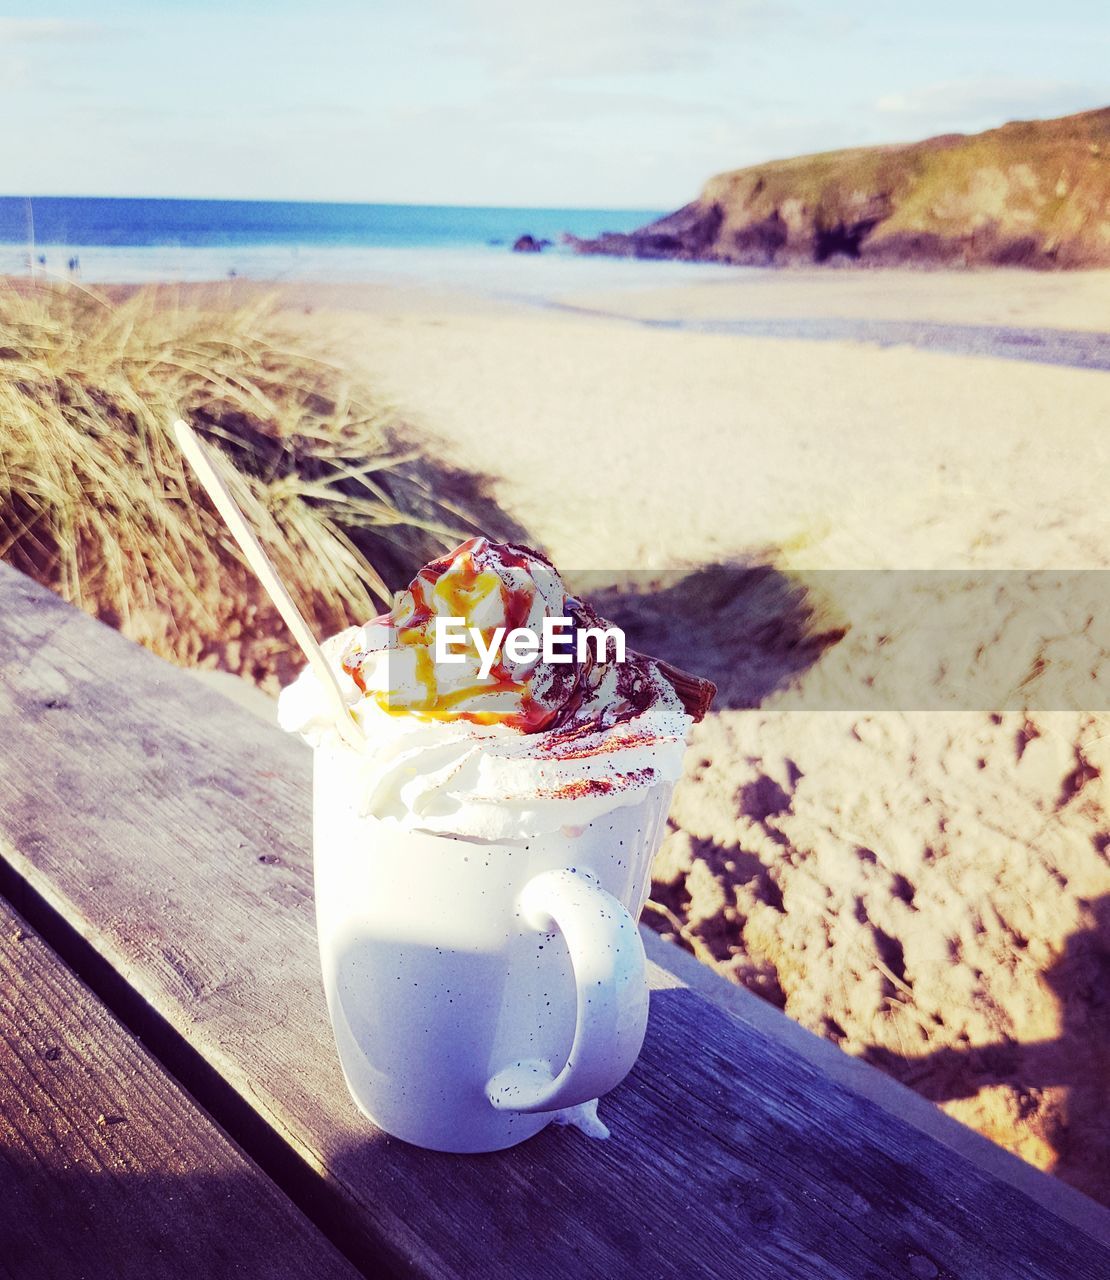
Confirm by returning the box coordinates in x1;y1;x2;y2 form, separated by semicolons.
312;740;674;1152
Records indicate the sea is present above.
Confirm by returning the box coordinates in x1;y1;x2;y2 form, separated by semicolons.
0;196;740;299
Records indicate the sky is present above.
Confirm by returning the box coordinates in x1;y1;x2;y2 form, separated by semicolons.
1;1;1107;208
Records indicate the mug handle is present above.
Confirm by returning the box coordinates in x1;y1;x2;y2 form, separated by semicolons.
485;867;649;1114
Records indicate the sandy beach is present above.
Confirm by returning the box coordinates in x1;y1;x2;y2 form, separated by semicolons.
242;267;1110;1202
557;266;1110;333
277;270;1110;573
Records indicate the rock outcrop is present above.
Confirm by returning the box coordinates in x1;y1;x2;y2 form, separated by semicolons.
570;107;1110;268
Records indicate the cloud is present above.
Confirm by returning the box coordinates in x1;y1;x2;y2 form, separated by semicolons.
0;18;109;44
455;0;795;80
875;78;1103;126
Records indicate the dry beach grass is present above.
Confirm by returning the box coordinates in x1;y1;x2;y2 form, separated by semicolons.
0;282;468;689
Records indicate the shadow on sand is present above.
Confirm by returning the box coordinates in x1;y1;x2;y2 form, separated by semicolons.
859;893;1110;1206
591;562;846;711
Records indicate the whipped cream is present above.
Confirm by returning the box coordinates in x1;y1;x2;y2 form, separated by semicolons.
279;539;693;840
344;538;623;732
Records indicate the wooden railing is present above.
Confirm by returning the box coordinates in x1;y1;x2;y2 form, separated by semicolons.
1;563;1108;1279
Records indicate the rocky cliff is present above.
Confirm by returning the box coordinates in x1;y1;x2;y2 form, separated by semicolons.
570;107;1110;268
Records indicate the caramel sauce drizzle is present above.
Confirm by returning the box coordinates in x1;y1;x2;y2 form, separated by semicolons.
340;537;716;733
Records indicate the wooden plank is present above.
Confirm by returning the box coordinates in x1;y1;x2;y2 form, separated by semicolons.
639;927;1110;1243
0;895;359;1280
1;562;1108;1280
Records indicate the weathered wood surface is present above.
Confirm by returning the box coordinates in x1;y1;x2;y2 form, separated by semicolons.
1;563;1109;1280
0;895;358;1280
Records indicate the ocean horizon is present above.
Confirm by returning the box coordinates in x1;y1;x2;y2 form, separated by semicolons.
0;194;667;248
0;195;748;294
